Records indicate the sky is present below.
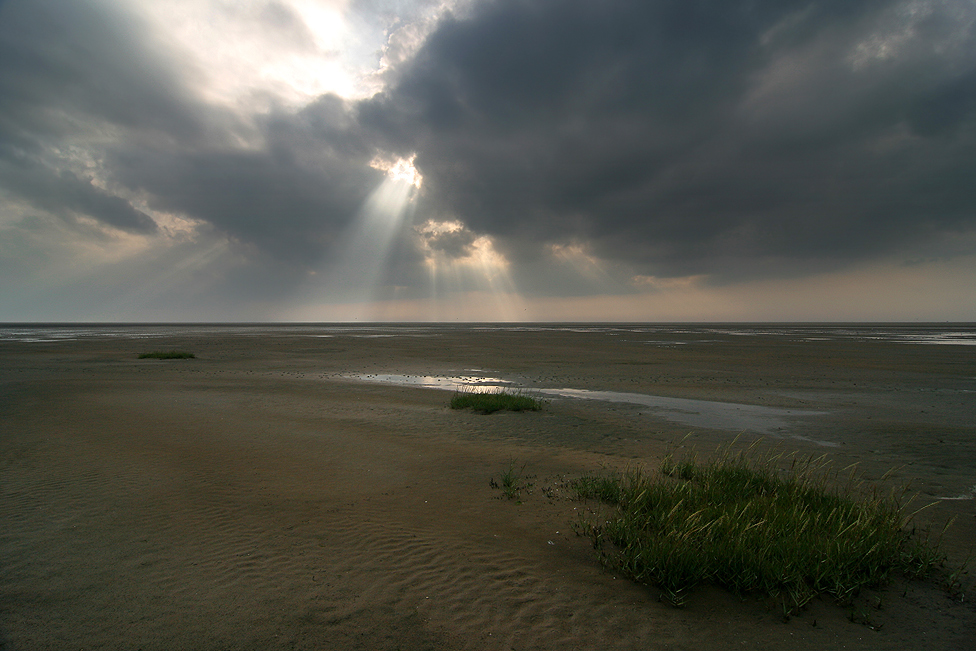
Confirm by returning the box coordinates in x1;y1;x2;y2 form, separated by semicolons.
2;0;976;322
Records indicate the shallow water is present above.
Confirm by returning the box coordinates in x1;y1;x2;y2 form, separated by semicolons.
353;373;513;390
350;373;834;444
536;388;831;441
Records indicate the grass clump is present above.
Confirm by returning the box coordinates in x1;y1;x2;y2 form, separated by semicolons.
138;350;196;359
572;443;947;613
450;388;543;414
490;461;529;501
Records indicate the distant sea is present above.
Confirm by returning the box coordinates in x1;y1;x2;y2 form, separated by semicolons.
1;322;975;345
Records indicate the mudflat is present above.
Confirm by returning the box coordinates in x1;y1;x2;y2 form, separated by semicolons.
2;326;975;650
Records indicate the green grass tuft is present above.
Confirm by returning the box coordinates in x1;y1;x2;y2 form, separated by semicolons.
138;350;196;359
572;443;949;612
490;461;528;501
450;388;543;414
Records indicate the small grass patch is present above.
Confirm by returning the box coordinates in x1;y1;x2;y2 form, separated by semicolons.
572;443;949;614
490;461;529;501
138;350;196;359
450;388;543;414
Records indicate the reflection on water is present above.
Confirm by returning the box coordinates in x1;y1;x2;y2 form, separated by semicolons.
350;373;834;445
352;373;513;390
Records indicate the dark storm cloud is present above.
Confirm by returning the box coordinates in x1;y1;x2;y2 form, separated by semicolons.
907;68;976;137
0;152;157;233
365;0;976;279
108;95;382;263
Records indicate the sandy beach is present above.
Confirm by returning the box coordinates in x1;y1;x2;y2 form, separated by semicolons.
2;325;975;650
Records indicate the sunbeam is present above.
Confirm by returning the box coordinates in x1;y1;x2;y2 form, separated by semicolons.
549;242;616;290
416;219;526;321
290;155;421;320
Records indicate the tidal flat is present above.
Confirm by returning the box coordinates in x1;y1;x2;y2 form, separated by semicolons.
1;324;974;650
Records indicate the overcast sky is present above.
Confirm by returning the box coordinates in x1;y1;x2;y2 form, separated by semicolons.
2;0;975;321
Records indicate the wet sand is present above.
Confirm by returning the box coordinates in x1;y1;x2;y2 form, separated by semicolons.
2;327;975;650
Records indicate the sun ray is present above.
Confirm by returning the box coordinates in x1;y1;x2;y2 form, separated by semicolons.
287;155;421;320
415;219;526;321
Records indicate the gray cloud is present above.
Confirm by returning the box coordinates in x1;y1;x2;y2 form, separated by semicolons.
418;226;476;258
0;0;218;234
107;95;381;263
0;0;209;143
365;0;976;280
0;153;157;233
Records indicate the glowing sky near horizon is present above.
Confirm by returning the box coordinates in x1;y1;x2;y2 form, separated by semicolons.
2;0;976;322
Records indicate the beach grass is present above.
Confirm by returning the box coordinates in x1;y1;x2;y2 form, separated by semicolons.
490;461;528;501
450;388;543;414
138;350;196;359
572;443;948;614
